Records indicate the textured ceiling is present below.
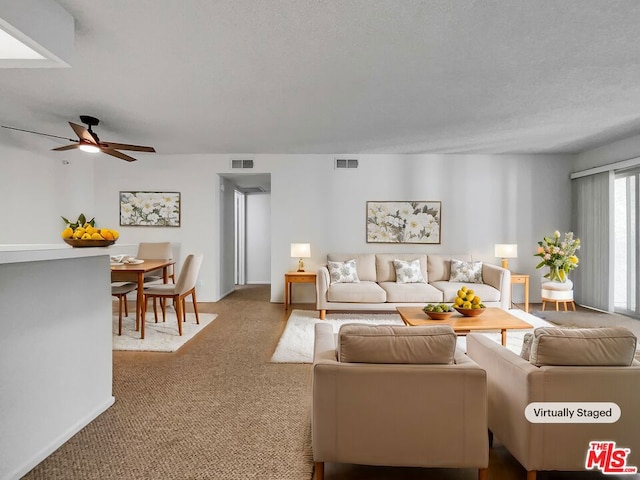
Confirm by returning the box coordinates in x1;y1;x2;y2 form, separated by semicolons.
2;0;640;155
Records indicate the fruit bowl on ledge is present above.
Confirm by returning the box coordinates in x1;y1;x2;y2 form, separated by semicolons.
64;238;116;248
454;307;486;317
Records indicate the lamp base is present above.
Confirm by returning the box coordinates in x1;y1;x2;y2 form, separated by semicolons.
501;259;509;269
297;258;305;272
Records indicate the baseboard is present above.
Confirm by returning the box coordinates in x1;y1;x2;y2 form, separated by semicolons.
5;396;115;480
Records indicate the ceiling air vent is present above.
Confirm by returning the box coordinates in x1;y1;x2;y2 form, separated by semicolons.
231;159;254;169
335;158;358;169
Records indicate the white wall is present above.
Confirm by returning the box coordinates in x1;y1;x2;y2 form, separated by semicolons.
575;133;640;171
0;144;94;243
0;144;575;304
246;193;271;284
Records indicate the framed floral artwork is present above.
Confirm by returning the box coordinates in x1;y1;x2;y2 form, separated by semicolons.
366;201;441;244
119;191;181;227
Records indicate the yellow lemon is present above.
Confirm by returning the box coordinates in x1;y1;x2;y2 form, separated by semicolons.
91;232;104;240
454;297;464;306
101;230;114;241
457;289;465;298
467;289;474;295
61;227;73;239
81;233;92;240
471;304;480;309
461;286;468;292
472;296;481;305
466;293;475;302
86;226;97;235
111;229;120;240
75;227;86;236
463;301;472;309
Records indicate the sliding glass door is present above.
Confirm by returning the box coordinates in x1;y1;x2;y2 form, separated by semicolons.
614;170;639;317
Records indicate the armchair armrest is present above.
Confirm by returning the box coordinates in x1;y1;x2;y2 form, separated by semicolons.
316;266;331;311
482;263;511;309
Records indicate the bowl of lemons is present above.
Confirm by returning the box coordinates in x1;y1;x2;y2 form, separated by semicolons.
61;213;119;248
422;303;454;320
453;286;486;317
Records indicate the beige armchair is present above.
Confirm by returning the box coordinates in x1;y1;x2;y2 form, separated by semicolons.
467;328;640;480
312;323;489;480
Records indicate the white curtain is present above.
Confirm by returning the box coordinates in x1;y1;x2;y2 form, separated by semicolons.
571;171;614;311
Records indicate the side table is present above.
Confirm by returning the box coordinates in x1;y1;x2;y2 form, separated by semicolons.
284;271;317;310
510;273;529;313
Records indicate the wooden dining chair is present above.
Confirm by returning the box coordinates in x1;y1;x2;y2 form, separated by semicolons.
111;282;138;335
136;242;175;283
141;254;203;336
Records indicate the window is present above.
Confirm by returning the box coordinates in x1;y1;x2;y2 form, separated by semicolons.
614;169;640;317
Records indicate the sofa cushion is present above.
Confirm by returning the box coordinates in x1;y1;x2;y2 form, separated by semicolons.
327;281;387;303
378;281;443;303
337;324;457;364
328;254;376;282
376;254;428;282
328;259;360;284
449;259;483;283
529;327;637;367
427;254;472;282
393;258;426;283
430;281;500;303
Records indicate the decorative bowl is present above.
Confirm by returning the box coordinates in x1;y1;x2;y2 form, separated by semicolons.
424;310;454;320
64;238;116;248
454;307;486;317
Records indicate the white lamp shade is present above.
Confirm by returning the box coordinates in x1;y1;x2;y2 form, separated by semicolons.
290;243;311;258
494;244;518;258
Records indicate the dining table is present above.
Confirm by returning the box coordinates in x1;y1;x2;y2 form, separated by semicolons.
110;259;175;339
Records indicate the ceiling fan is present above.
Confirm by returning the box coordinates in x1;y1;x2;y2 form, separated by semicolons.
1;115;156;162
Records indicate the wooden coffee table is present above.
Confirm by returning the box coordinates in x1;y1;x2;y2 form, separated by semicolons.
396;307;532;346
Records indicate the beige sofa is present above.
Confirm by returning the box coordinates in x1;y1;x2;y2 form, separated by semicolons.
312;322;489;480
467;328;640;479
316;253;510;319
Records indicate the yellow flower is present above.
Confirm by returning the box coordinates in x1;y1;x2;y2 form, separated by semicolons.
569;255;579;264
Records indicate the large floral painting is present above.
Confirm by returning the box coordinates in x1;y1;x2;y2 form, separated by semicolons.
119;191;181;227
366;201;441;244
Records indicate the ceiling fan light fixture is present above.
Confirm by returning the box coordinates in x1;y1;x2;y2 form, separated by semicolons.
79;141;100;153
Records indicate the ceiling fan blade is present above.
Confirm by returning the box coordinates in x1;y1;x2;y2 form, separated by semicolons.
52;143;80;151
100;142;155;153
1;125;76;142
101;147;137;162
69;122;98;144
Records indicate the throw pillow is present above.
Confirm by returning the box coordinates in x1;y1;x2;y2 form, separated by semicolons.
520;332;533;360
328;259;360;284
393;259;426;284
449;258;483;283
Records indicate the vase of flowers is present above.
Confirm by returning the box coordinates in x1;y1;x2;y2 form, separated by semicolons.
534;230;580;283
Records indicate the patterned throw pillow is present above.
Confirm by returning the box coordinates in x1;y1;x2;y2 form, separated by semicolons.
328;259;360;284
393;259;426;284
449;259;483;283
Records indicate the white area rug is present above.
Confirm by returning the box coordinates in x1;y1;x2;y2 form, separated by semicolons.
270;309;554;363
113;308;217;352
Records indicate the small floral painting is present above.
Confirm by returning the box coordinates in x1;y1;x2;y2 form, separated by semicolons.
119;191;181;227
366;201;441;244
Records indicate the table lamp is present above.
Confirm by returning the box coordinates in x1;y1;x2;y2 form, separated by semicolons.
495;244;518;269
290;243;311;272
